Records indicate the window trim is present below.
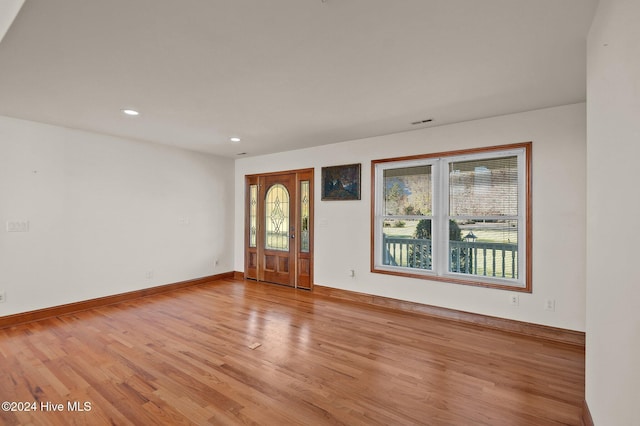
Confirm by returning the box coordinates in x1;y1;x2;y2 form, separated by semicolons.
370;142;532;292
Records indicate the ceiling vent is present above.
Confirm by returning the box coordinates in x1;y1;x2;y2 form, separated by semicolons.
411;119;433;125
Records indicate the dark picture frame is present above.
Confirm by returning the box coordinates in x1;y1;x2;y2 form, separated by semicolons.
321;163;361;200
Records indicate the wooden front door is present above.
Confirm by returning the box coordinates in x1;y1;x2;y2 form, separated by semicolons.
245;169;313;289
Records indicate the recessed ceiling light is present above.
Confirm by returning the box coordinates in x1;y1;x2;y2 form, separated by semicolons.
230;137;241;143
121;109;140;116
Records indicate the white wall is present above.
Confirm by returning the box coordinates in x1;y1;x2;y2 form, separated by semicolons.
586;0;640;423
0;115;235;316
235;103;586;331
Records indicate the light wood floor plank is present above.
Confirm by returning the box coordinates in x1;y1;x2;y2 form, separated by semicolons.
0;279;584;425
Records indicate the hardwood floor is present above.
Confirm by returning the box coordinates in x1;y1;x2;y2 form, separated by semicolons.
0;279;585;425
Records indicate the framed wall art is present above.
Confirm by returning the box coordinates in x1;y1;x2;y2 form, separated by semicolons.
321;163;361;200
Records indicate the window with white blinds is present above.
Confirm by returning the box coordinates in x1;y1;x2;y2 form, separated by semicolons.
372;143;531;291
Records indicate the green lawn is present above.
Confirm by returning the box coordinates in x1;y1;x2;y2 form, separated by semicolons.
384;220;517;244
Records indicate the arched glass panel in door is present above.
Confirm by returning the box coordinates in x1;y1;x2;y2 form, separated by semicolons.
265;184;289;251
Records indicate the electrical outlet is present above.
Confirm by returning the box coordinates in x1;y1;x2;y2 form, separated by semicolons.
544;299;556;312
509;294;519;306
0;291;6;303
215;259;220;267
146;270;154;280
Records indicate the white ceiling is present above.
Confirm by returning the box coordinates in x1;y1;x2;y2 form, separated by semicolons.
0;0;597;158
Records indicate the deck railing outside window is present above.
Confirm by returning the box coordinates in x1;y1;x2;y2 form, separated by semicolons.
383;235;518;279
